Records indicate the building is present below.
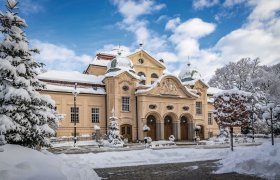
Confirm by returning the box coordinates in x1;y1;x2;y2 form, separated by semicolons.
38;47;220;141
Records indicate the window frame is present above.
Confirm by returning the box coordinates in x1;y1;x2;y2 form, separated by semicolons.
122;96;130;112
71;107;79;123
91;108;100;123
208;113;212;125
195;102;202;115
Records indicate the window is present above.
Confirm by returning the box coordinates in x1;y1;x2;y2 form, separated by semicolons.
166;105;174;110
182;106;189;111
92;108;99;123
196;102;202;114
122;85;129;91
138;58;144;64
149;104;157;109
71;107;79;123
122;97;130;112
208;113;212;125
151;73;158;78
208;132;213;138
138;72;146;85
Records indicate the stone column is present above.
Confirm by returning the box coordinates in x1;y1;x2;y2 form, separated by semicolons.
177;122;181;140
188;122;194;140
156;122;164;140
172;122;180;140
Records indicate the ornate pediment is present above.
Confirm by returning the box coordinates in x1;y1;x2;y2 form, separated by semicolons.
136;75;198;99
159;78;178;96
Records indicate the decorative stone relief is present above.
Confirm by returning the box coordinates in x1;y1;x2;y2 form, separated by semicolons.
160;79;178;95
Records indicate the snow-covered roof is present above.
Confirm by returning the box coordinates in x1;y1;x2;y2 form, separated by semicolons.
45;84;106;94
38;70;104;85
182;79;209;88
207;87;223;95
105;69;140;80
214;88;252;97
179;62;201;82
91;58;111;67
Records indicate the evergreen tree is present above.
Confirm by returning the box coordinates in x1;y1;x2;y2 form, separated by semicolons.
107;108;123;146
0;0;58;148
214;89;251;151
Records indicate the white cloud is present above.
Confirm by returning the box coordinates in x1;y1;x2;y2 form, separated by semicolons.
193;0;219;9
96;44;131;56
171;18;216;39
112;0;165;23
212;0;280;67
155;15;168;23
113;0;167;52
155;52;178;63
165;17;181;31
19;0;44;14
31;40;92;71
167;18;216;57
223;0;245;7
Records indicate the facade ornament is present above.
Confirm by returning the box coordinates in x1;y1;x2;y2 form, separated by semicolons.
160;79;178;95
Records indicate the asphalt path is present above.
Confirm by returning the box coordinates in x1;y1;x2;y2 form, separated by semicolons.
95;160;263;180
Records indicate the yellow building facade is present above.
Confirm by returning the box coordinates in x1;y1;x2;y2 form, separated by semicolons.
38;49;220;141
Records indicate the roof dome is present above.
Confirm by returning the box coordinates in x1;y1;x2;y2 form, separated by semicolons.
179;62;201;82
106;52;135;73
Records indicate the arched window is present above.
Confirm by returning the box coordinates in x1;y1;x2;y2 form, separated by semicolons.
138;72;145;77
138;72;146;85
151;73;158;78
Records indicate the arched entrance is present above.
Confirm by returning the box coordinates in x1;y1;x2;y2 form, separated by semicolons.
164;115;173;139
147;115;157;141
120;124;132;142
180;116;188;140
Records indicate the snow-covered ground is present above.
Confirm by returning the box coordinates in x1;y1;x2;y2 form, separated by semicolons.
0;138;279;180
0;144;100;180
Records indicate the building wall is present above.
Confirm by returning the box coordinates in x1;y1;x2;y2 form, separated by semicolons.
39;50;221;141
41;91;106;137
104;72;139;141
85;65;107;76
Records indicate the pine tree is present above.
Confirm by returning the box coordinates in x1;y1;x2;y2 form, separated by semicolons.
214;89;251;151
0;0;58;148
107;108;123;146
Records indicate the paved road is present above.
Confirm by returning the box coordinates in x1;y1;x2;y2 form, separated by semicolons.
95;160;263;180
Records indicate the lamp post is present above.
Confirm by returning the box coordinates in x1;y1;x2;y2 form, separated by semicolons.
267;102;275;146
251;101;255;143
72;83;79;147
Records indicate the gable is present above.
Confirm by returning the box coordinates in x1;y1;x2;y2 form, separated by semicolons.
128;50;165;70
137;75;198;99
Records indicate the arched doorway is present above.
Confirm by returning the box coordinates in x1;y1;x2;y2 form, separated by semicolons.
164;115;173;139
120;124;132;142
147;115;157;141
180;116;188;140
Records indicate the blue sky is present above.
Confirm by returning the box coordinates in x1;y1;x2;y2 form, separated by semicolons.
1;0;279;80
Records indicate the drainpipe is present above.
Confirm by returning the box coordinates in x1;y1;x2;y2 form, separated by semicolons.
105;94;108;134
136;95;139;141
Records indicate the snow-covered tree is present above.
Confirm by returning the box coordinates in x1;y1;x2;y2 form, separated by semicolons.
0;0;58;148
214;89;251;151
209;58;280;103
107;108;123;146
262;103;280;145
209;58;260;91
